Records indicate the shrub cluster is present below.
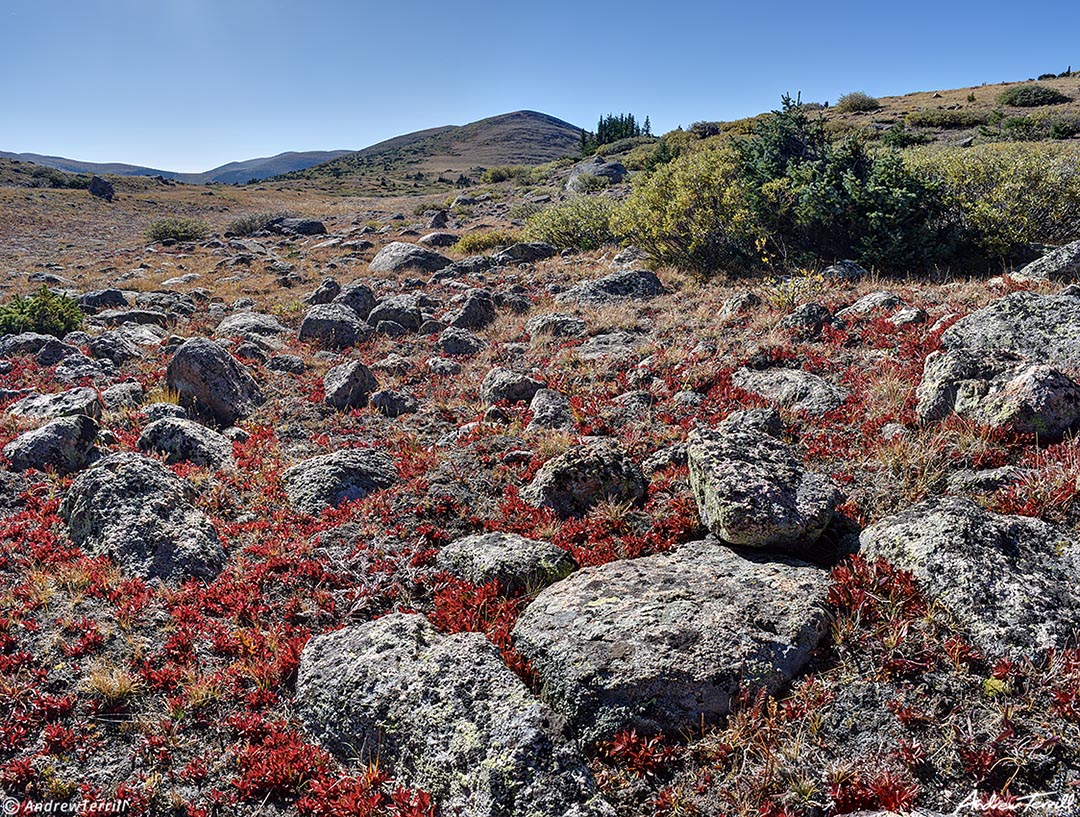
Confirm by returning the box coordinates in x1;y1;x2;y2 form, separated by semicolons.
524;196;614;251
906;109;992;129
0;286;83;337
997;84;1072;107
835;91;882;113
452;229;521;254
146;217;209;243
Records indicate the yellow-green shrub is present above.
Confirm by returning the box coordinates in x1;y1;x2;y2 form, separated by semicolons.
452;230;521;254
905;142;1080;257
611;143;758;272
524;196;614;250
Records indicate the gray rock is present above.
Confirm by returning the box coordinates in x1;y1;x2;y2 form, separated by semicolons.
576;331;644;361
332;282;377;320
0;332;55;357
942;291;1080;370
889;306;927;326
214;312;286;338
268;217;327;236
282;448;397;515
436;532;576;592
138;418;232;467
370;389;418;418
418;231;458;248
296;614;611;817
916;348;1080;436
3;415;98;474
369;242;450;273
642;444;688;475
492;242;558;265
522;441;647;518
324;361;379;410
525;313;587;339
860;497;1080;657
834;291;904;319
266;354;306;373
1014;239;1080;282
88;175;114;202
687;420;840;553
0;471;28;518
60;452;224;581
305;277;341;305
445;289;496;330
143;402;188;423
556;269;663;307
718;291;762;320
427;210;449;229
375;320;407;337
89;325;161;364
723;407;784;436
97;308;169;327
427;356;463;375
8;387;102;421
436;327;486;356
34;339;81;365
298;304;373;349
78;289;128;313
527;389;574;431
367;294;423;332
566;156;628;192
101;381;145;411
821;260;868;281
55;353;114;384
731;367;848;416
480;367;544;406
512;541;830;742
778;303;835;337
166;338;263;426
947;466;1030;494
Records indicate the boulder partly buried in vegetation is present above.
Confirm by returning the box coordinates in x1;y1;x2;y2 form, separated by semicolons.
281;448;398;516
859;496;1080;657
521;441;647;518
166;338;263;426
137;418;233;467
436;532;577;592
512;541;830;742
60;452;224;581
3;415;98;474
296;613;612;817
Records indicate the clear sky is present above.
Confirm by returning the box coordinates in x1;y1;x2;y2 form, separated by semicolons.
4;0;1078;172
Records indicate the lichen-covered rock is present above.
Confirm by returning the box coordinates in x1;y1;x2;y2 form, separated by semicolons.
492;242;558;265
777;303;835;337
166;337;263;426
370;389;418;418
137;418;232;467
296;614;611;817
512;541;830;742
687;421;840;554
445;288;496;330
941;291;1080;370
565;156;627;192
331;282;377;320
7;387;102;421
60;453;224;580
859;496;1080;657
731;367;848;416
527;388;574;431
479;366;544;406
367;294;423;332
324;361;379;410
556;269;663;307
834;291;904;319
916;348;1080;436
368;242;450;273
298;304;372;348
437;532;577;592
719;291;763;320
436;327;486;356
282;449;397;515
522;441;647;518
214;312;286;338
3;415;98;474
525;312;587;339
1014;239;1080;282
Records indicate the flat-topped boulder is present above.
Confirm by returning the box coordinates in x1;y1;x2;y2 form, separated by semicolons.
368;242;450;273
282;448;398;515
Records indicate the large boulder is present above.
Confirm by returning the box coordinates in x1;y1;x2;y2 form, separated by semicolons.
492;242;558;265
7;387;102;421
731;367;849;416
267;216;327;236
1014;239;1080;282
368;242;450;273
331;282;377;321
88;175;114;202
860;497;1080;657
521;441;647;518
137;418;233;467
527;389;574;431
687;420;840;555
296;614;611;817
436;327;486;356
916;348;1080;436
512;541;830;742
3;415;98;474
298;304;373;349
941;291;1080;370
525;313;587;339
60;453;224;581
445;289;496;330
565;156;627;192
323;361;379;410
480;367;544;406
367;295;423;333
436;532;576;592
555;269;663;307
281;449;397;515
166;338;263;426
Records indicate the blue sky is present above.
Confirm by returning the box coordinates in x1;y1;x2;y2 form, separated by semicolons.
4;0;1078;172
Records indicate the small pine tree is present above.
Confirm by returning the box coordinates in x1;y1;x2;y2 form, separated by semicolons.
643;116;652;137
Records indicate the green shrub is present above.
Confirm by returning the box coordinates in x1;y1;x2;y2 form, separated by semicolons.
146;217;209;242
452;230;521;254
906;109;992;128
997;84;1071;107
905;142;1080;257
524;196;615;250
225;210;293;236
880;123;932;147
0;286;83;338
834;91;882;113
